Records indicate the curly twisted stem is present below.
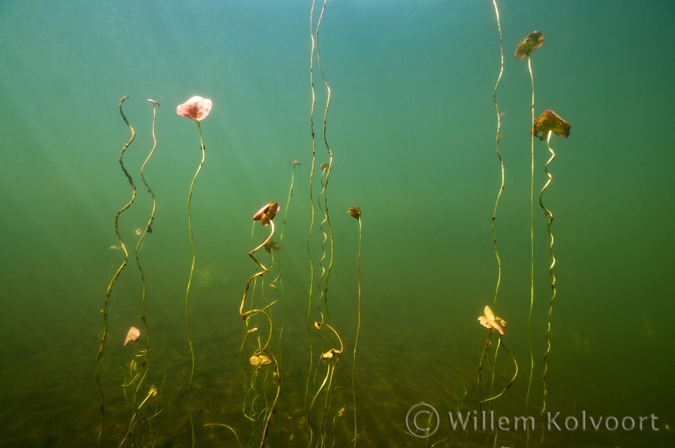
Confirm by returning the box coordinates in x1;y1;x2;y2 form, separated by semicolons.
539;131;557;440
96;96;136;447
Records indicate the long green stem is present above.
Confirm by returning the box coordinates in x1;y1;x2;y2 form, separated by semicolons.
525;55;536;448
240;217;278;447
539;131;557;440
136;100;159;345
351;214;362;447
486;7;506;437
202;423;243;448
318;357;339;448
128;100;159;436
96;96;136;447
306;0;318;424
306;0;334;442
480;337;519;405
273;164;297;364
490;0;505;309
185;120;206;448
467;4;505;443
315;0;334;325
308;322;343;447
240;220;275;320
525;55;536;410
259;352;281;448
279;164;297;245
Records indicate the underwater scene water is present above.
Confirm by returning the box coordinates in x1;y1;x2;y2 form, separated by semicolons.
1;0;674;446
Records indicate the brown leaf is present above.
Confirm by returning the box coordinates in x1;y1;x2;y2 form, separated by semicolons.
252;201;281;226
532;110;571;141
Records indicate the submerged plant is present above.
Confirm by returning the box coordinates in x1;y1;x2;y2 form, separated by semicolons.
121;98;161;446
468;5;517;447
306;0;339;444
309;320;345;447
239;201;282;448
475;306;518;407
348;206;363;447
120;326;162;447
177;94;212;448
490;0;506;318
516;31;545;419
535;110;571;439
95;96;136;447
514;31;544;60
266;159;301;427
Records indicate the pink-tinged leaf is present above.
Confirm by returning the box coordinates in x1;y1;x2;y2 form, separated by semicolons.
124;326;141;346
176;96;213;122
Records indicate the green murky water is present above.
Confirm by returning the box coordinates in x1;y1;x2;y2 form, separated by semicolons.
1;0;674;446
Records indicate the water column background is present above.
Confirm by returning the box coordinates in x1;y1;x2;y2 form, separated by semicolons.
0;0;673;446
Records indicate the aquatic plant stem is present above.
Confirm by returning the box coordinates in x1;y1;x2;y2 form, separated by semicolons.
351;212;362;447
185;120;206;448
484;9;509;444
259;352;282;448
315;0;334;325
123;100;160;444
202;423;243;448
526;56;536;416
318;358;339;448
240;220;277;357
468;5;507;442
480;337;519;405
490;0;505;310
539;130;557;440
240;220;275;319
118;406;162;448
522;55;538;448
280;165;297;244
263;170;295;445
96;96;136;447
239;218;278;447
306;0;318;424
135;100;159;351
308;322;343;446
273;163;297;364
